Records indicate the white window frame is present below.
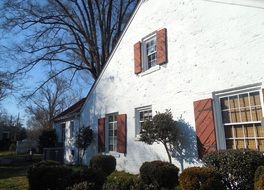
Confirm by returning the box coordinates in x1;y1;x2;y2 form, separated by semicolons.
141;33;157;72
213;83;264;150
106;113;118;152
135;105;152;138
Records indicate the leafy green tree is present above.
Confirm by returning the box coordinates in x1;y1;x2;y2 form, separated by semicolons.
75;126;93;164
140;110;178;163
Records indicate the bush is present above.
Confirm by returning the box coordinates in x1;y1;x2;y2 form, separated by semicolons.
9;143;16;151
255;166;264;190
179;167;224;190
70;166;107;190
90;155;116;175
28;160;72;190
68;182;95;190
203;149;264;190
103;171;138;190
255;175;264;190
139;160;179;189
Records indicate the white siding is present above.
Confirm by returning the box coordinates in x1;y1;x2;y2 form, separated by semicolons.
81;0;264;173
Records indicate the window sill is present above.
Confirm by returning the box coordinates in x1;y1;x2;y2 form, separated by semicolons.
139;65;160;77
103;151;121;158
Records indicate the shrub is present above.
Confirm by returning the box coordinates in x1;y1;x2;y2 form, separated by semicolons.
103;171;138;190
139;160;179;189
9;143;16;151
70;166;107;190
179;167;224;190
255;166;264;190
90;155;116;175
203;149;264;190
255;175;264;190
27;160;72;190
68;182;95;190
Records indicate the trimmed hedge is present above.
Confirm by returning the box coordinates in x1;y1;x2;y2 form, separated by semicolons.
28;160;72;190
90;155;116;176
71;166;106;190
69;182;95;190
179;167;224;190
255;166;264;190
203;149;264;190
103;171;138;190
139;160;179;189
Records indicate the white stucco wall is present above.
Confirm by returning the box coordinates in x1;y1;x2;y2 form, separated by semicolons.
80;0;264;173
54;118;80;164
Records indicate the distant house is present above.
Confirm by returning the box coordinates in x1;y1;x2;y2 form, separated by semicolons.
0;126;11;141
59;0;264;173
53;98;86;164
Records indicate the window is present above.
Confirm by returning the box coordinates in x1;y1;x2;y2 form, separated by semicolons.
61;123;66;143
107;114;117;151
134;28;167;75
142;35;157;71
135;106;152;136
70;121;74;138
218;89;264;151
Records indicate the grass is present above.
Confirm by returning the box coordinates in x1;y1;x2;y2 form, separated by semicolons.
0;151;42;190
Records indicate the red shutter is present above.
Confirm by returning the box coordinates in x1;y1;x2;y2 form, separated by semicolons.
134;41;142;74
98;118;105;153
156;28;167;65
117;114;127;154
193;98;217;158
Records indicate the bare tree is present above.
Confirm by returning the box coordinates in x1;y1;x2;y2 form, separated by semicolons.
24;73;80;129
0;72;14;102
0;0;139;83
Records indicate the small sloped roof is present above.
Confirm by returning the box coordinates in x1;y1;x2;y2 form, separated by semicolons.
53;98;86;123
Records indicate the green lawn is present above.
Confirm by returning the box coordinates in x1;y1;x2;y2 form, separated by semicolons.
0;151;42;190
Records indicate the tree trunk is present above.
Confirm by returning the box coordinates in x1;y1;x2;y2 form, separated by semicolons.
163;142;172;163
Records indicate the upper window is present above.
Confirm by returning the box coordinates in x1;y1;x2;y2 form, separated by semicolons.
135;106;152;136
142;35;157;71
134;28;167;75
107;114;117;152
218;90;264;151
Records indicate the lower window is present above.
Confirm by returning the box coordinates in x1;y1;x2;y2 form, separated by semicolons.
135;106;152;136
218;89;264;151
108;114;117;151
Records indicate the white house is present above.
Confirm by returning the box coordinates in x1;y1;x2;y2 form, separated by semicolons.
53;98;86;164
58;0;264;173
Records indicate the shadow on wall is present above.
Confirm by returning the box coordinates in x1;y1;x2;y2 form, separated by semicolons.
171;118;200;171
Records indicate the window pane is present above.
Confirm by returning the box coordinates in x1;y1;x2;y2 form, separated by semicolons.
231;110;240;123
109;138;113;145
258;140;264;152
109;145;113;151
256;123;264;137
247;139;256;150
229;96;239;109
222;111;230;123
251;107;262;121
239;94;249;107
226;140;234;149
224;126;233;138
244;125;255;137
221;97;229;110
241;108;251;122
236;140;245;149
250;92;261;106
234;126;244;138
108;115;114;122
